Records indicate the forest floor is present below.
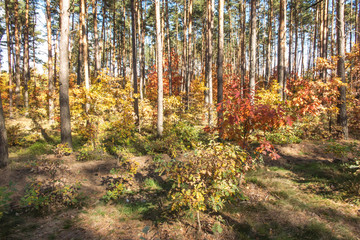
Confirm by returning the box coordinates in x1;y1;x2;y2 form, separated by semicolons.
0;118;360;240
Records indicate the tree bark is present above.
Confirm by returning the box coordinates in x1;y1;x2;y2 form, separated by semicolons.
24;0;30;114
249;0;257;102
337;0;349;139
217;0;224;135
0;92;9;168
131;0;139;126
14;0;21;108
47;0;55;124
59;0;73;149
5;0;13;119
81;0;90;112
155;0;164;136
278;0;286;100
92;0;100;76
265;0;273;86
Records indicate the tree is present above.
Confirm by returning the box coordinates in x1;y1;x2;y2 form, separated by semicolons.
92;0;100;76
23;0;30;113
59;0;73;149
217;0;224;133
249;0;257;102
278;0;286;100
47;0;55;124
14;0;21;108
0;91;9;168
155;0;163;136
265;0;273;86
337;0;348;139
80;0;90;112
5;0;13;119
131;0;139;126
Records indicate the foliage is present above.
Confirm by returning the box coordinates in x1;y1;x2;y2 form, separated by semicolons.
70;71;135;148
157;141;251;212
52;143;72;157
6;124;23;146
0;183;15;219
145;120;201;157
220;81;287;156
20;180;82;211
101;159;138;203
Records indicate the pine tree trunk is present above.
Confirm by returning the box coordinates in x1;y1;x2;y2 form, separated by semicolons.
5;0;13;119
265;0;273;86
0;92;8;168
47;0;55;124
92;0;100;76
278;0;286;100
155;0;164;136
59;0;73;149
131;0;139;126
81;0;90;112
24;0;30;114
217;0;224;135
249;0;257;102
337;0;349;139
14;0;21;108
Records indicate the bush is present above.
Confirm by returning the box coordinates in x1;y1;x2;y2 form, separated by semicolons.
157;141;251;212
0;184;15;219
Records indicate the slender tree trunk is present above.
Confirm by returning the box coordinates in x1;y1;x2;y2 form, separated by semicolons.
92;0;100;76
288;0;293;76
186;0;193;109
249;0;257;102
131;0;139;126
23;0;30;114
14;0;21;108
155;0;164;136
0;92;8;168
337;0;349;139
5;0;13;119
46;0;55;124
265;0;273;86
140;0;146;99
217;0;224;136
59;0;73;149
81;0;91;112
278;0;286;100
240;0;246;96
166;0;172;96
294;1;298;76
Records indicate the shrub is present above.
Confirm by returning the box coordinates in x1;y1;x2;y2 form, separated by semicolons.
157;141;251;213
0;184;15;219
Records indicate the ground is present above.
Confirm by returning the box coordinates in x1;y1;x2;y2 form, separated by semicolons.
0;118;359;239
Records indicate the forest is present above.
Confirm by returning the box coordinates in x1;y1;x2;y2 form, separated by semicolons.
0;0;360;239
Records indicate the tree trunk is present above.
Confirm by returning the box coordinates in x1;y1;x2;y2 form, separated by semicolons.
81;0;90;112
131;0;139;126
23;0;30;114
240;0;246;97
249;0;257;102
0;92;9;168
59;0;73;149
278;0;286;100
265;0;273;86
5;0;13;119
337;0;349;139
14;0;21;108
186;0;193;109
217;0;224;135
47;0;55;124
166;0;172;96
92;0;100;76
155;0;164;136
